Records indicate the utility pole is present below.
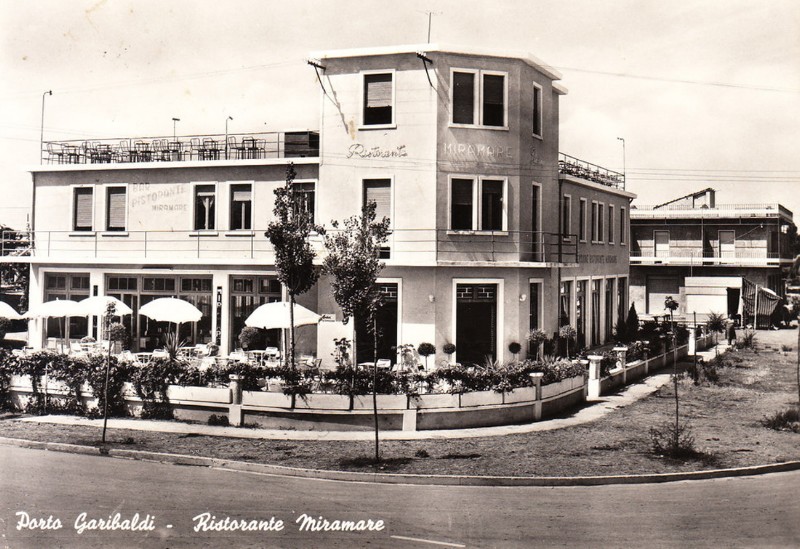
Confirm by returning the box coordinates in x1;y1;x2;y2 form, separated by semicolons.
420;10;441;43
40;90;52;164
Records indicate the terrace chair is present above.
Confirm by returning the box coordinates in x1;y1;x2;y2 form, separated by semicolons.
46;142;65;164
226;135;243;159
119;140;133;162
190;138;203;161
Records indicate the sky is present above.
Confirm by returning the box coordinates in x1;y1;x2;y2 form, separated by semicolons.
1;0;799;229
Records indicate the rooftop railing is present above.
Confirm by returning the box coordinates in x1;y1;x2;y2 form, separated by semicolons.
1;229;578;265
41;130;320;165
631;203;793;219
558;153;625;190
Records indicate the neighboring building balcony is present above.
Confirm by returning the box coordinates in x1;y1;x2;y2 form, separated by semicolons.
558;153;625;190
1;229;578;267
41;131;320;166
630;249;790;267
631;203;793;221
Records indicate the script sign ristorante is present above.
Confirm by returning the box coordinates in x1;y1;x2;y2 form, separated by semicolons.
346;143;408;159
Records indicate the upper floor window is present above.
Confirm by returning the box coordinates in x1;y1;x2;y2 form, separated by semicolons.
362;72;394;127
654;230;670;258
561;195;572;239
73;187;93;232
363;179;392;224
598;203;605;243
229;183;252;231
105;186;127;232
532;82;543;138
591;201;598;242
608;205;615;244
579;198;587;242
449;176;506;231
292;182;316;224
620;206;627;245
194;184;216;231
451;70;507;128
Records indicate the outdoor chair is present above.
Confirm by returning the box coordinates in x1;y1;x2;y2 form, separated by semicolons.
69;341;83;354
376;359;392;369
46;142;65;164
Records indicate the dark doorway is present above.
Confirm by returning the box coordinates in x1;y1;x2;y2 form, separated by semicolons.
355;283;398;364
456;284;497;366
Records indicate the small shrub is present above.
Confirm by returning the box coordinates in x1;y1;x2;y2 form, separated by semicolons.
508;342;522;357
414;449;430;458
0;317;10;341
442;342;456;356
761;407;800;433
735;328;757;350
781;345;792;354
238;326;266;351
208;414;230;427
649;421;703;459
417;343;436;370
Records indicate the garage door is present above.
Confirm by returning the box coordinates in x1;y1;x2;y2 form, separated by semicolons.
647;276;680;314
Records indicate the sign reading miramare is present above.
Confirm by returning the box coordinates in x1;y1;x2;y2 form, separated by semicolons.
442;142;513;159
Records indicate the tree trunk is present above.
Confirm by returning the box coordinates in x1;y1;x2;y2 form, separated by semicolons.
350;318;357;410
372;312;380;463
102;315;112;444
289;293;296;371
796;325;799;405
671;312;679;447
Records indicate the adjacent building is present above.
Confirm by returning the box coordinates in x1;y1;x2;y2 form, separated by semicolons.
629;188;795;322
22;44;634;365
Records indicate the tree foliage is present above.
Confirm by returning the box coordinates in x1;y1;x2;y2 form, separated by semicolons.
265;163;324;368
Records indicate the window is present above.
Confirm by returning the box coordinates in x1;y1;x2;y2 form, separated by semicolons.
194;184;216;231
108;277;137;291
229;184;252;230
452;71;476;124
73;187;93;232
608;205;615;244
450;179;474;230
620;207;627;245
363;179;392;224
449;177;506;231
181;278;212;292
362;72;394;126
598;203;605;243
579;198;587;242
292;182;316;224
591;201;598;242
561;195;572;239
482;73;505;127
532;82;543;137
143;277;176;292
450;70;507;128
105;186;126;231
44;272;90;339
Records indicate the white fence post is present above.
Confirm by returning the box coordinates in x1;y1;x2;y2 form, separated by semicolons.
587;355;602;399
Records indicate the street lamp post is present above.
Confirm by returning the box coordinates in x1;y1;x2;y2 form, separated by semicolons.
40;90;52;164
225;116;233;159
616;137;626;185
172;117;180;141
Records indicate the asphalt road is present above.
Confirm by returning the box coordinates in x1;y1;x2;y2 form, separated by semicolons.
0;445;798;548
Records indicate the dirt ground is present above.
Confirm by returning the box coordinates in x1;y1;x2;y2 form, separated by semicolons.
1;327;799;477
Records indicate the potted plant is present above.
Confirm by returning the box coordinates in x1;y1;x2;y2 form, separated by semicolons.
559;325;577;358
442;342;456;365
417;342;436;371
508;341;522;362
526;328;547;360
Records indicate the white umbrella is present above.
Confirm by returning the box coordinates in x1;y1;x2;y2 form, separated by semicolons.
139;298;202;323
78;295;133;317
245;301;321;329
0;301;23;320
24;299;83;319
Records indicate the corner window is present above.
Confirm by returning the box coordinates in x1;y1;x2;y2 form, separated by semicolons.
73;187;94;232
449;177;506;231
292;182;316;224
105;186;126;232
450;70;507;128
229;183;252;231
362;72;394;127
194;184;216;231
532;82;543;138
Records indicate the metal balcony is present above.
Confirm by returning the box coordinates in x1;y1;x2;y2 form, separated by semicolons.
558;153;625;190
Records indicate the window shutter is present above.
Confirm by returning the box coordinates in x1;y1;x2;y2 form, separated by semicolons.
364;179;391;222
365;74;392;108
107;187;126;230
232;188;251;202
74;188;93;230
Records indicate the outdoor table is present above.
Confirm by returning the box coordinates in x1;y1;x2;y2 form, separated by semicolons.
248;350;267;364
134;352;152;364
357;362;375;370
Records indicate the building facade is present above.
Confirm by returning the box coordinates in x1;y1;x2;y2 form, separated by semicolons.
25;44;634;365
629;188;795;321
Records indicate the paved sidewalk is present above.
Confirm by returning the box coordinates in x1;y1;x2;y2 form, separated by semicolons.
19;345;726;441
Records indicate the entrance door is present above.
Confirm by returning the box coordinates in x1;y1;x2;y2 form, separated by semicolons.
719;230;735;259
456;284;497;366
531;184;541;260
355;283;398;364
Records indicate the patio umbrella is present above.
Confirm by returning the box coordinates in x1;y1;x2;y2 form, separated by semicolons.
77;295;133;317
245;301;321;330
24;299;85;352
0;301;23;320
139;297;202;324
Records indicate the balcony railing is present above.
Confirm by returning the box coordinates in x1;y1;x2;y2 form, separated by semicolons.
630;249;788;266
558;153;625;190
1;229;578;265
41;131;320;165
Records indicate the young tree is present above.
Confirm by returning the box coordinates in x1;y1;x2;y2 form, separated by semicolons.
323;201;390;462
664;295;680;448
265;163;324;371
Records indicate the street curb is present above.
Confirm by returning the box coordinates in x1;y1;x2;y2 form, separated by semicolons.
2;435;799;487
